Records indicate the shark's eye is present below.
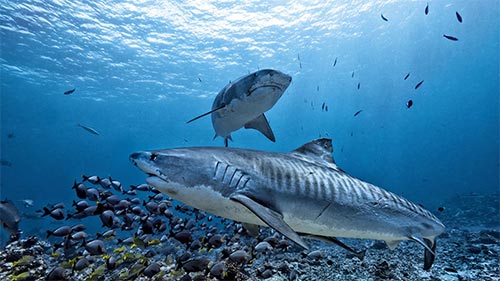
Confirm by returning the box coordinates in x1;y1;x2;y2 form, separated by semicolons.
150;153;157;161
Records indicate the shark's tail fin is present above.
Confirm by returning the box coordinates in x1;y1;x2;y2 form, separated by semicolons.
423;238;437;270
409;236;437;270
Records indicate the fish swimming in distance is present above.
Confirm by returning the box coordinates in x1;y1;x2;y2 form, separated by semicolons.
407;100;413;108
425;3;429;15
130;138;445;269
187;69;292;147
0;200;22;241
456;12;463;23
333;57;337;67
381;14;388;21
77;123;99;135
64;88;76;95
404;73;410;80
415;80;424;90
20;199;35;208
354;110;363;117
443;34;458;41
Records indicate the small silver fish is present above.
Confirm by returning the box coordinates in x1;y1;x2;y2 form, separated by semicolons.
77;123;99;135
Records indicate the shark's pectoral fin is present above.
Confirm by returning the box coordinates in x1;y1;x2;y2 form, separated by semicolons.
408;236;437;270
299;233;366;260
186;104;226;124
244;114;275;142
230;193;308;249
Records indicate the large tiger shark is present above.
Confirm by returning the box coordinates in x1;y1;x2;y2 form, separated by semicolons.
130;138;445;269
187;69;292;147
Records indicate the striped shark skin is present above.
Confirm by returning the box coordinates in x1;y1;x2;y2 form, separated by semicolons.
187;69;292;147
130;138;445;269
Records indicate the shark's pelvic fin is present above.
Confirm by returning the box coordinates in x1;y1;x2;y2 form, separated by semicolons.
186;104;226;124
300;233;366;260
224;135;233;147
230;193;309;250
384;239;401;250
244;114;275;142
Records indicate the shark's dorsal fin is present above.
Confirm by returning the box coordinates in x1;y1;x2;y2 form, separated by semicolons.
290;138;335;164
244;114;275;142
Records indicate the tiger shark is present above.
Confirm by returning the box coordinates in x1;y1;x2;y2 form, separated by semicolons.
187;69;292;147
130;138;445;269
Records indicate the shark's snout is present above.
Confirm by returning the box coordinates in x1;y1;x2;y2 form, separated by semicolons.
129;151;157;174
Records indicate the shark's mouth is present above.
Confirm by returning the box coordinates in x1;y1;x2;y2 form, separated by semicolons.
248;83;286;96
146;173;169;183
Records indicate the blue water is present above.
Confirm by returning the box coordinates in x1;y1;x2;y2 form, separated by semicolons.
1;1;499;241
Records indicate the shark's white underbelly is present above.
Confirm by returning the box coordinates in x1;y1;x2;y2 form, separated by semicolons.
147;177;406;242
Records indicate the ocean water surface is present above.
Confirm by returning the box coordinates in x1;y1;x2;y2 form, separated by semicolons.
0;0;499;279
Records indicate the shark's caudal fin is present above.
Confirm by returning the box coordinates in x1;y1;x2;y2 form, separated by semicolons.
230;193;309;250
423;238;437;270
244;114;275;142
409;236;437;270
186;104;226;124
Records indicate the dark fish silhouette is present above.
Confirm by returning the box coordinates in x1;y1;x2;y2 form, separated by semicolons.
299;62;302;69
64;88;76;95
333;57;337;67
407;100;413;108
425;3;429;15
321;102;325;111
351;71;354;78
325;105;328;112
198;77;202;82
381;14;388;21
404;73;410;80
0;200;21;241
1;159;12;167
443;34;458;41
354;110;363;117
357;83;360;90
317;85;319;92
415;80;424;90
437;207;445;212
456;12;462;23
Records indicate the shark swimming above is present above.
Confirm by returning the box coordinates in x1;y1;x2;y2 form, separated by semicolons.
187;69;292;147
130;138;445;269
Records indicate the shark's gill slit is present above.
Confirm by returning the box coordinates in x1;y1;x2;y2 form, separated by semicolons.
214;161;220;178
221;164;230;183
